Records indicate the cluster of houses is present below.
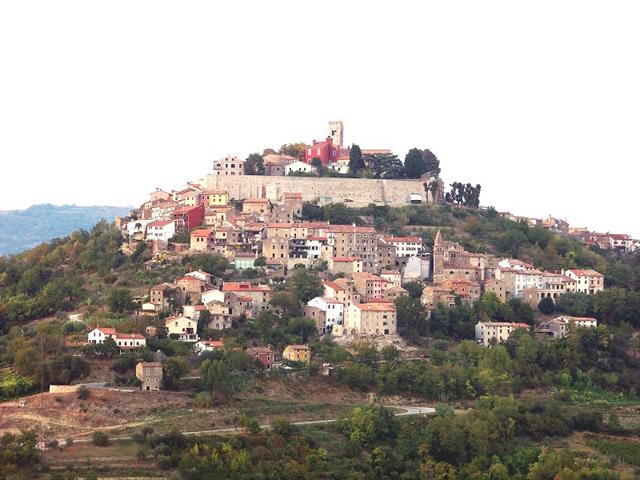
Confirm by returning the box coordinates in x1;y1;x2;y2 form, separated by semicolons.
423;230;604;346
424;229;605;310
114;188;612;348
500;212;639;253
474;315;598;346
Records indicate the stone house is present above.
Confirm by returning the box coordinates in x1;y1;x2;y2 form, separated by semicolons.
339;302;397;337
536;316;597;339
242;198;271;215
136;362;163;392
283;345;311;364
212;156;245;176
190;228;215;252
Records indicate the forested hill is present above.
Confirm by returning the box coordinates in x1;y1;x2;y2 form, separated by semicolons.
0;204;130;255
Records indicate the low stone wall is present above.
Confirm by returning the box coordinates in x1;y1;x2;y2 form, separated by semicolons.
206;174;439;207
49;384;81;393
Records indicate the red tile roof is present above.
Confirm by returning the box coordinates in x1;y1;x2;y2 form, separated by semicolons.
323;280;345;291
114;333;145;340
200;339;224;348
173;205;202;214
356;302;396;312
191;228;213;237
95;326;117;335
222;282;271;292
566;269;604;277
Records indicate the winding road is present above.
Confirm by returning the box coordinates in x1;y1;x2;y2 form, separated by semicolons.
49;405;436;447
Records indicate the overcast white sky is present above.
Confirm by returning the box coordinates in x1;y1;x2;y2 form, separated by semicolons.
1;1;638;237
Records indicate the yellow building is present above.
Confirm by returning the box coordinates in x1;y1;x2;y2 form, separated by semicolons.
283;344;311;364
204;190;229;207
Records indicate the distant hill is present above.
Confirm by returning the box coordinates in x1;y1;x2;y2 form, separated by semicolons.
0;204;131;255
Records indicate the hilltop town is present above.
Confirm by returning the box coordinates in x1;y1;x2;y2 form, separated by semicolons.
111;120;637;355
1;122;640;478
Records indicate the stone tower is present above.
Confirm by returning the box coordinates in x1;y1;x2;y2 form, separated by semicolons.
432;229;445;283
328;120;344;147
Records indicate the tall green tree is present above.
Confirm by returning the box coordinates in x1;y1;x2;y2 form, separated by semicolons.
405;148;441;179
289;268;323;302
244;153;265;175
348;144;365;174
404;148;425;178
107;288;133;313
279;142;306;160
422;149;441;177
367;153;406;179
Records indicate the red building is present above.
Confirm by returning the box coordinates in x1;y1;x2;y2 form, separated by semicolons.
171;204;205;230
304;137;348;166
246;346;275;369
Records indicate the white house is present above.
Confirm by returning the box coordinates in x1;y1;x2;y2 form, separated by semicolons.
562;269;604;295
475;321;529;346
307;296;344;333
87;326;146;351
285;161;314;176
145;220;176;241
202;289;225;305
165;316;199;342
402;256;431;282
328;159;350;174
185;270;213;284
514;270;543;297
498;258;534;271
87;326;116;344
194;339;224;354
126;219;154;238
380;236;423;257
608;234;633;252
113;333;146;351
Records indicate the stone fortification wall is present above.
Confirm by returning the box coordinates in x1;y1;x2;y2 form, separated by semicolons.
206;174;439;207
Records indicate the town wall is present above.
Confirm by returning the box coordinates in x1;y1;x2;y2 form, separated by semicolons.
205;174;441;207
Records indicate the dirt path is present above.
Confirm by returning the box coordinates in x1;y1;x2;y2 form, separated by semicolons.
48;405;436;445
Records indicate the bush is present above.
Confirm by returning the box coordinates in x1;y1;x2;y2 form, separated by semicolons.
77;386;90;400
271;417;296;438
92;431;109;447
65;438;74;447
156;454;173;470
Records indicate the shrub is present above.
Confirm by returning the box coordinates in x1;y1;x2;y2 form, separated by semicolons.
271;417;296;438
193;392;214;408
92;431;109;447
156;454;173;470
65;438;74;447
77;386;90;400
